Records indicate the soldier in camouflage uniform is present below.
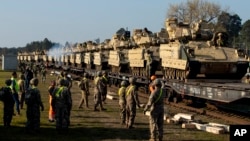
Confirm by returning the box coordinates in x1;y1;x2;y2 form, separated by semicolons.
101;71;108;104
146;50;153;78
93;71;106;111
143;79;165;141
125;77;141;129
118;80;127;125
51;79;72;133
78;72;90;109
62;72;73;124
0;79;15;127
25;78;44;133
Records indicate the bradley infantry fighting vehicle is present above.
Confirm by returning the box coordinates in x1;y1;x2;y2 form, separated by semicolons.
160;18;249;80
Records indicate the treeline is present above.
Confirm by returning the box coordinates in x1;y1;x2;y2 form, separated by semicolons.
0;38;58;55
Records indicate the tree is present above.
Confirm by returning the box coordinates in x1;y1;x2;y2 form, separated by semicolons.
240;20;250;48
167;0;221;23
216;11;242;46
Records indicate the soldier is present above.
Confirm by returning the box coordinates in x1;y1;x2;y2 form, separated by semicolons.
41;67;47;84
24;66;34;91
125;77;141;129
78;72;90;109
93;71;106;111
48;80;56;122
146;50;153;78
101;70;108;104
118;80;127;125
143;79;165;141
17;74;25;109
0;79;15;127
10;71;20;115
25;78;44;134
51;78;72;133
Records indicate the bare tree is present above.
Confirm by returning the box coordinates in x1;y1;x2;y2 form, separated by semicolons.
167;0;221;23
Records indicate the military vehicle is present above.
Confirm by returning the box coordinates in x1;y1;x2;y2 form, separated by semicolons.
128;28;168;78
160;18;249;80
108;28;132;74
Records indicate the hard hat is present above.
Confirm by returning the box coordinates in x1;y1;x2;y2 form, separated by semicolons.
121;81;127;86
129;77;136;84
153;78;162;86
5;79;12;86
30;78;39;86
150;75;156;81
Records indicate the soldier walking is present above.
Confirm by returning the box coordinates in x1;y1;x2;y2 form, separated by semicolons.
25;78;44;134
125;77;141;129
118;81;127;125
51;79;72;133
17;74;25;109
143;79;165;141
78;72;90;109
93;71;106;111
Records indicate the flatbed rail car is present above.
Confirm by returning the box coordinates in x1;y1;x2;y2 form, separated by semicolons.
164;79;250;105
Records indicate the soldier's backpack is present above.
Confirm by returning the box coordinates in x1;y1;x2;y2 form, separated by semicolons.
79;79;86;90
25;88;36;105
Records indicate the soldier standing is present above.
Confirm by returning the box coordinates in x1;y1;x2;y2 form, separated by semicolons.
143;79;165;141
0;79;15;127
51;79;72;133
10;71;20;115
101;71;108;104
17;74;25;109
25;78;44;133
146;50;153;78
93;71;106;111
125;77;141;129
78;72;90;109
118;81;127;125
48;80;56;122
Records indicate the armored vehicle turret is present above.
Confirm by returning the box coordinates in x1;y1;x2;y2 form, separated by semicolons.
160;18;249;80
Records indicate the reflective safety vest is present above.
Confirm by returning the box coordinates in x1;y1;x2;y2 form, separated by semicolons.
11;77;19;92
126;86;135;97
118;87;126;96
55;87;64;97
154;88;163;103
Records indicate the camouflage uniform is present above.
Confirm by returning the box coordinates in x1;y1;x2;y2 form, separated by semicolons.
146;50;153;78
118;81;127;124
11;72;20;115
18;74;25;109
0;79;15;127
144;79;165;141
101;71;108;104
126;77;141;129
78;73;90;108
25;78;44;133
94;71;106;111
52;79;72;133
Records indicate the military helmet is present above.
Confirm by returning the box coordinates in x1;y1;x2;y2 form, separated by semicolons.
97;71;102;77
102;70;108;75
153;78;162;86
58;78;65;86
129;77;136;84
121;81;127;86
83;72;88;77
5;79;12;86
30;78;39;86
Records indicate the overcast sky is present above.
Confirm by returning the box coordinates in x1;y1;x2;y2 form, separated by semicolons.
0;0;249;47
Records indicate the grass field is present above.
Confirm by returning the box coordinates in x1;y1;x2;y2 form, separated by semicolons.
0;70;230;141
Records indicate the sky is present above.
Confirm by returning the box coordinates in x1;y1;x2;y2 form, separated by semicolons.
0;0;249;48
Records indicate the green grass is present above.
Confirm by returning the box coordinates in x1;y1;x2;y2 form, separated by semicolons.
0;71;230;141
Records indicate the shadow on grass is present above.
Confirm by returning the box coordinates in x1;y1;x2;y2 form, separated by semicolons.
0;125;149;141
